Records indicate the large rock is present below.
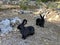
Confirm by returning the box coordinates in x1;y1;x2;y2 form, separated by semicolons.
10;17;22;27
0;19;12;36
45;10;60;22
0;17;22;36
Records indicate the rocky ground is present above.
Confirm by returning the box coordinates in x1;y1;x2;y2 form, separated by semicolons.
0;9;60;45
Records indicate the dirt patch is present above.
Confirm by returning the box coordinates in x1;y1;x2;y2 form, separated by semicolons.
0;9;60;45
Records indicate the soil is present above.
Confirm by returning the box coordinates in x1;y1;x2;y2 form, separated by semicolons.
0;9;60;45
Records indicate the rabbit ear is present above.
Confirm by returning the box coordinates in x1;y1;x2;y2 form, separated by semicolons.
43;15;45;18
40;14;43;18
22;19;27;25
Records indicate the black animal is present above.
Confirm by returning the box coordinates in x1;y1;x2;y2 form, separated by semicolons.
0;28;1;32
36;14;45;27
17;19;35;39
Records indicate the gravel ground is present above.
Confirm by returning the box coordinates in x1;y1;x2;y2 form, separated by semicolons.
0;9;60;45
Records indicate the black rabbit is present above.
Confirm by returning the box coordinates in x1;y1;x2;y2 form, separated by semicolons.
17;19;35;39
36;14;45;27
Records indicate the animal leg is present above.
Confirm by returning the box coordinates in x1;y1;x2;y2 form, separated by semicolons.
22;35;27;39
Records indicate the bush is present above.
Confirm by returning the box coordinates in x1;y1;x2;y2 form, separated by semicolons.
47;2;57;9
36;0;48;2
19;0;28;10
41;0;48;2
20;4;28;10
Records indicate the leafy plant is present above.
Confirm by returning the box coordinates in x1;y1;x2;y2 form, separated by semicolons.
19;0;28;10
20;4;28;10
47;2;57;9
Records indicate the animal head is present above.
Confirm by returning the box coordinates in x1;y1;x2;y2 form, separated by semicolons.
22;19;27;25
17;19;27;30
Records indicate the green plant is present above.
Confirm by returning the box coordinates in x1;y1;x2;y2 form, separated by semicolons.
36;0;48;2
19;0;28;10
20;4;28;10
41;0;48;2
47;2;57;9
